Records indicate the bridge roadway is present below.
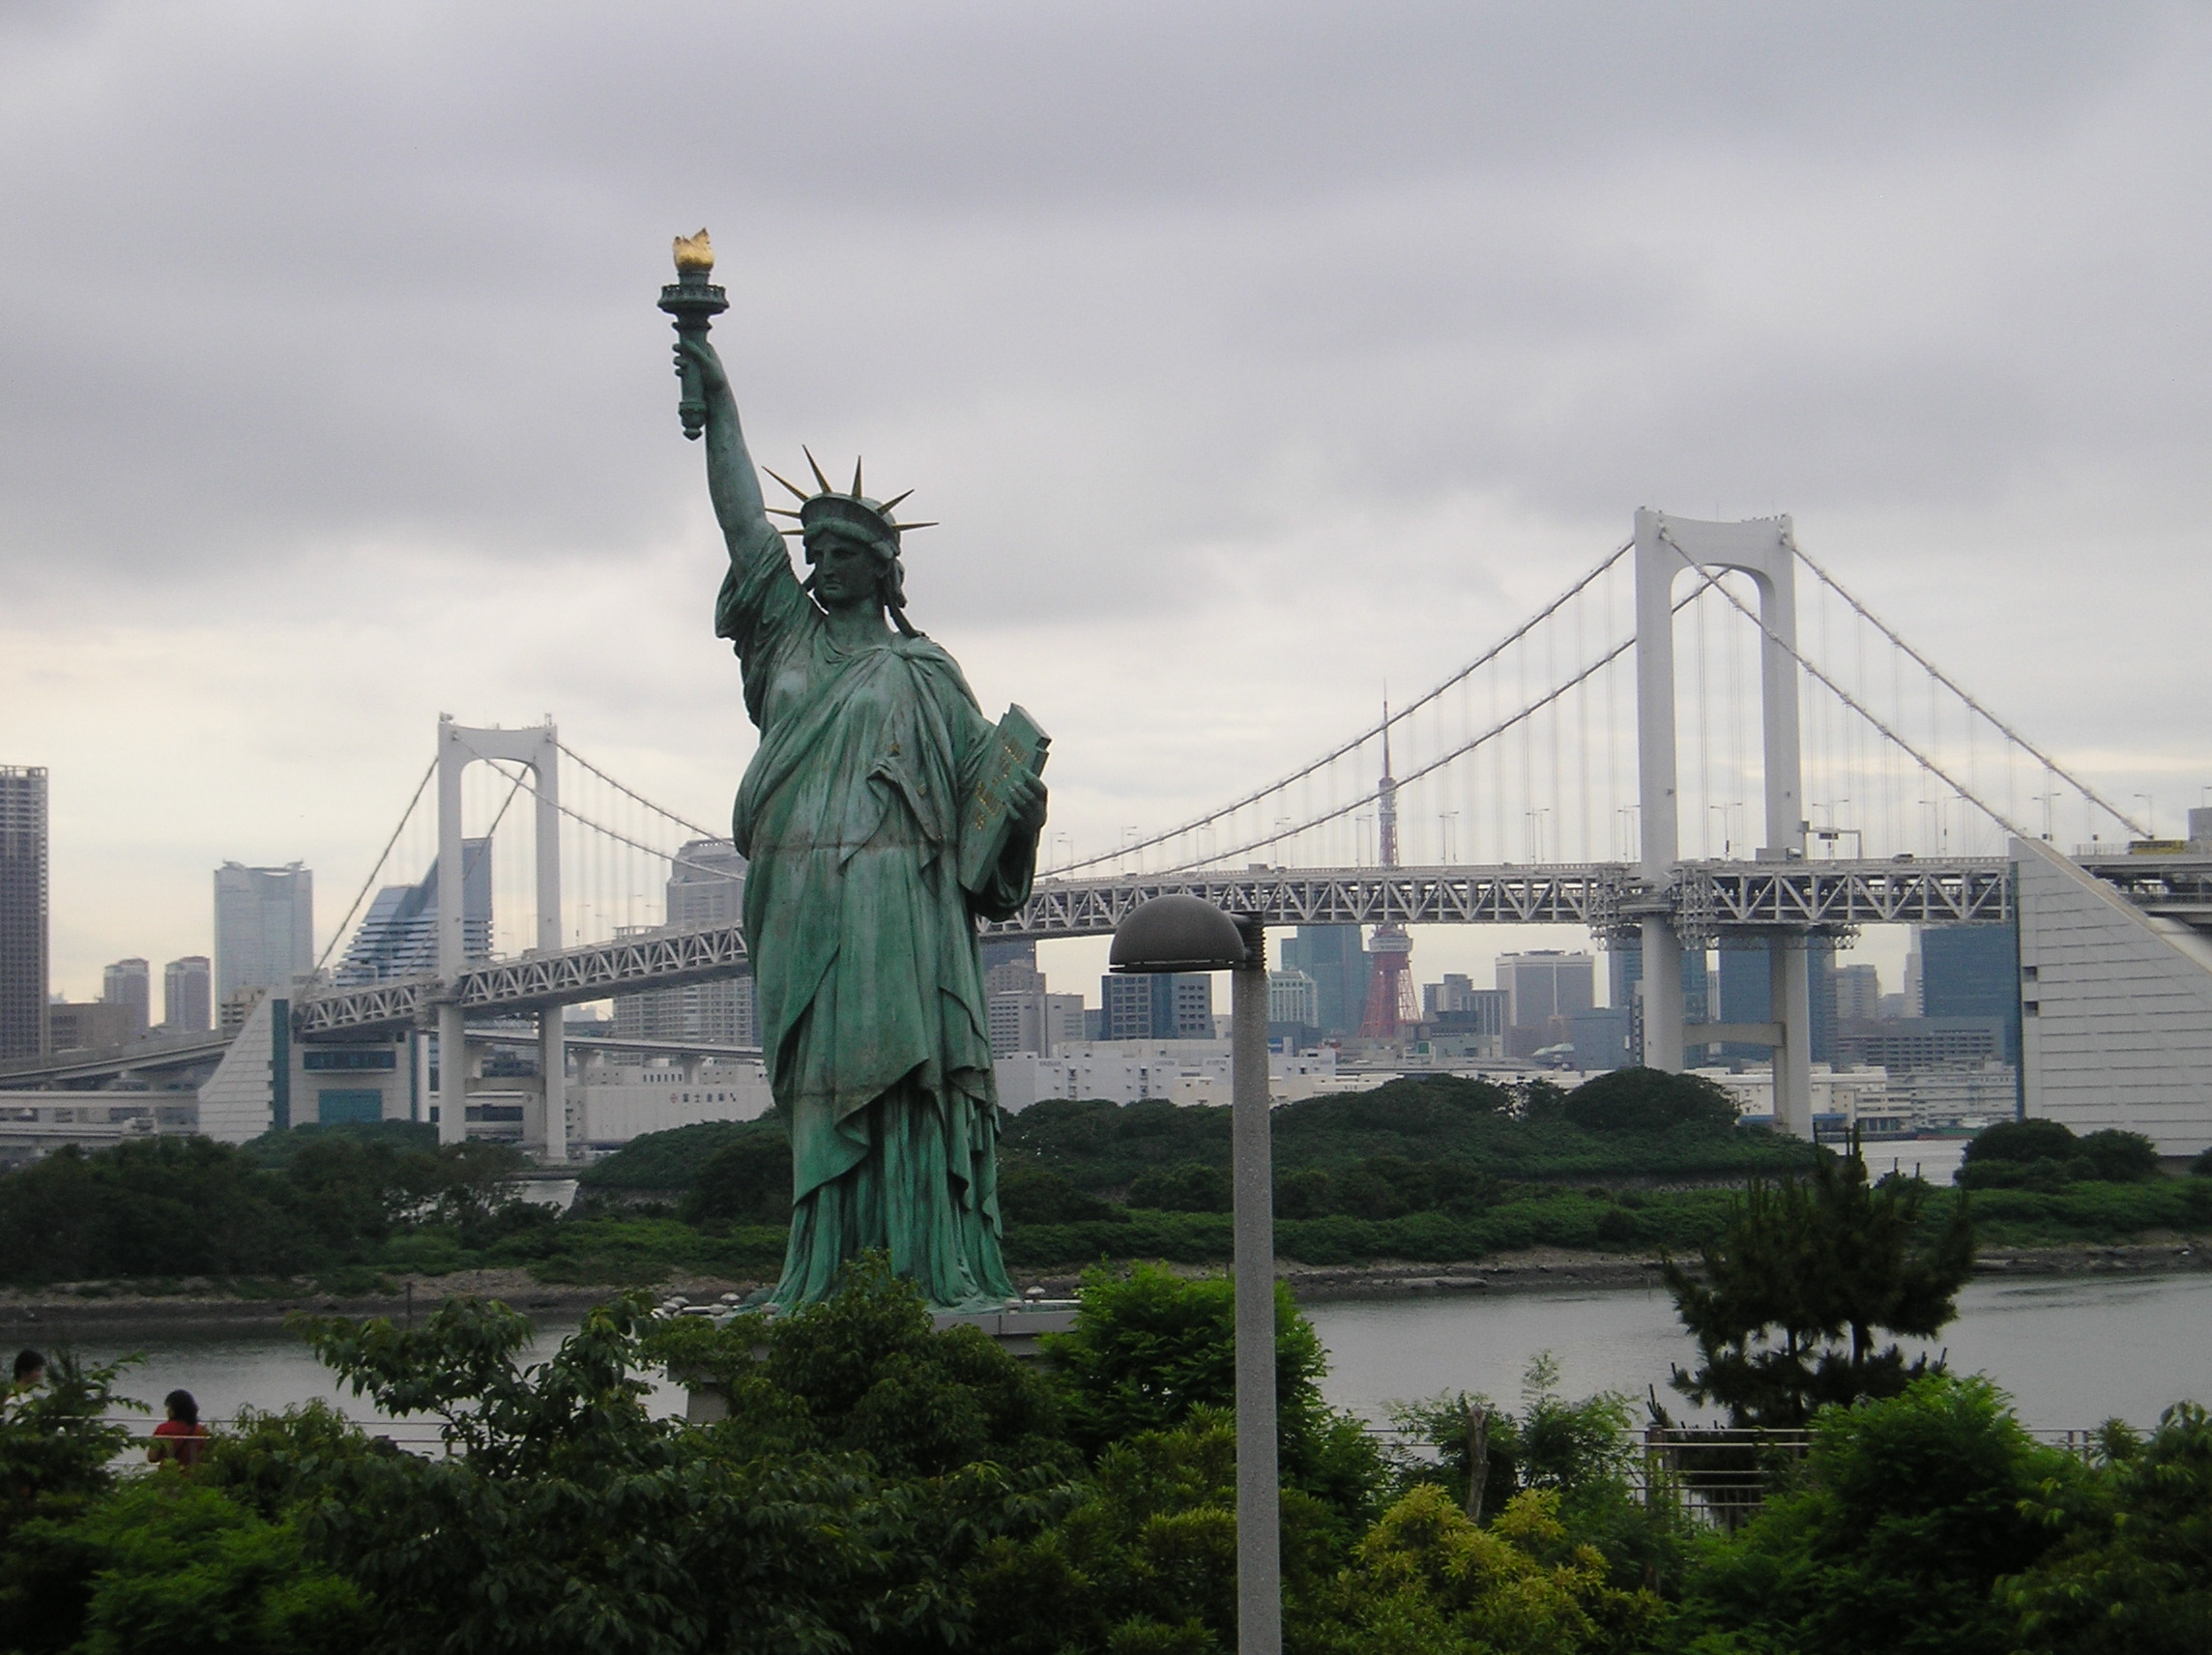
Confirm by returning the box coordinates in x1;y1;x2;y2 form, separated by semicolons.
290;857;2023;1040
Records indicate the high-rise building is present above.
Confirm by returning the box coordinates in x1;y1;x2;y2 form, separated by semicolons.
1920;923;2021;1063
986;955;1047;997
1833;962;1881;1024
1100;973;1213;1040
1570;1007;1634;1070
335;841;489;982
988;990;1085;1058
101;958;151;1039
1716;939;1838;1061
45;1000;133;1053
1609;943;1710;1025
0;766;47;1060
1280;926;1370;1036
612;840;754;1046
163;955;212;1033
1496;950;1594;1058
215;861;314;1003
1611;940;1712;1061
1269;970;1320;1031
980;938;1037;975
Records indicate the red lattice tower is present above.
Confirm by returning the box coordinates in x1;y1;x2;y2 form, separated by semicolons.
1358;712;1420;1039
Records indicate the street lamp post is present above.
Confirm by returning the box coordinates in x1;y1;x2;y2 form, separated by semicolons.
1110;894;1278;1655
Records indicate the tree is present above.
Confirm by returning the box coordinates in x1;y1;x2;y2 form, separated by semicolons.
995;1166;1125;1226
1040;1263;1384;1527
960;1407;1361;1655
1663;1148;1974;1426
1675;1375;2075;1655
3;1476;359;1655
1959;1118;2163;1189
1125;1162;1232;1212
0;1351;146;1644
2005;1402;2212;1653
1312;1485;1666;1655
1388;1354;1694;1596
677;1130;794;1228
287;1285;1068;1653
1560;1067;1739;1135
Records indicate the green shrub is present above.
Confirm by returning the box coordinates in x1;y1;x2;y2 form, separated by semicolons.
1560;1066;1739;1134
1041;1263;1384;1528
1676;1375;2076;1654
1959;1118;2161;1190
1124;1162;1232;1213
678;1130;793;1228
999;1166;1126;1226
2005;1402;2212;1652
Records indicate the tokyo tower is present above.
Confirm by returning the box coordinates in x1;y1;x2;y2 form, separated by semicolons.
1358;709;1420;1039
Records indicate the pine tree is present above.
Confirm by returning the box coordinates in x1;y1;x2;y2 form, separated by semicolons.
1662;1147;1975;1426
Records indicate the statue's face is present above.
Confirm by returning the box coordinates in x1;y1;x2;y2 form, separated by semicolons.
811;538;881;612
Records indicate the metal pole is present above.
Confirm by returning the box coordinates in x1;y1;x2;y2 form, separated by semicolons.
1230;916;1281;1655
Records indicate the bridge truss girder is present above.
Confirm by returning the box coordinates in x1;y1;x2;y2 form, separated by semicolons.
290;857;2016;1041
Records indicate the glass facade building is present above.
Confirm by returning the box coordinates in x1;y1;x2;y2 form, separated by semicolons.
0;766;46;1060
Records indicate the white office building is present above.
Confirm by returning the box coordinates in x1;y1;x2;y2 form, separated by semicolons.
1268;970;1320;1029
994;1040;1343;1111
2015;837;2212;1154
569;1056;774;1148
988;990;1086;1059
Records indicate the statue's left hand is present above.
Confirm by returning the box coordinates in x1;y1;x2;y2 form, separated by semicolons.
1009;769;1048;835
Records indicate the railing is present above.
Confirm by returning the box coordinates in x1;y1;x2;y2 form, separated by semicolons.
1364;1422;2107;1530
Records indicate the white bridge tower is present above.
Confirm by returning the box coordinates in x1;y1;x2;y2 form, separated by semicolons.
1634;510;1814;1138
434;715;566;1158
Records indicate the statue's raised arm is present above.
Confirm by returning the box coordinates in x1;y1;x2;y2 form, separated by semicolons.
677;334;774;576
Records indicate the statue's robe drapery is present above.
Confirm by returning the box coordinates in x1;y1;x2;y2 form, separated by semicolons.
716;521;1031;1310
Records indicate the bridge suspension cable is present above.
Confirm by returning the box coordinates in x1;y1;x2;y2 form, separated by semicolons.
1658;525;2082;848
555;739;730;845
1150;584;1708;873
313;757;436;973
453;736;741;881
1046;539;1633;875
1789;544;2147;839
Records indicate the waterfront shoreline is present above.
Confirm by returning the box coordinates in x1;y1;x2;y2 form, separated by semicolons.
3;1238;2203;1337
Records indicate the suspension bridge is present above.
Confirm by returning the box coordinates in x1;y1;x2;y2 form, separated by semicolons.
218;509;2212;1153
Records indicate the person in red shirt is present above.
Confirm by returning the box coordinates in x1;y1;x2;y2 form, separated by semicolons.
147;1389;208;1468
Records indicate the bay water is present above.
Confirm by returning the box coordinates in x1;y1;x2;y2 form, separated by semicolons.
54;1266;2208;1437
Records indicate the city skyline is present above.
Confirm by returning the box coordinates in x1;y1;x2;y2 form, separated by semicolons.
3;7;2209;992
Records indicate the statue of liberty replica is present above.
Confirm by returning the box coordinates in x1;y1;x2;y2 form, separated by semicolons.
661;233;1048;1311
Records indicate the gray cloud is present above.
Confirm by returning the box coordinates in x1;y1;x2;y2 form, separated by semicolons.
3;1;2209;982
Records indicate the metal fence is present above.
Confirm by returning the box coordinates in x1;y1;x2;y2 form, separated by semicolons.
1365;1422;2108;1531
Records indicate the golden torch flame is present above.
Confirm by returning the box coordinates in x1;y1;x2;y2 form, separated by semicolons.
672;229;714;274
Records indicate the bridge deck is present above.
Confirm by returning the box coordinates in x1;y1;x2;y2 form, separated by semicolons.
288;857;2019;1039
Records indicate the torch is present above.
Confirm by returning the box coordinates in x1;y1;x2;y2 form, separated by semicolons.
658;229;729;441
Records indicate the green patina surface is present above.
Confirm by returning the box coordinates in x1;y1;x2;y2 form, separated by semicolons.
675;300;1043;1312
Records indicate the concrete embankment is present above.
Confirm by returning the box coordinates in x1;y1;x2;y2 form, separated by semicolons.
4;1239;2203;1337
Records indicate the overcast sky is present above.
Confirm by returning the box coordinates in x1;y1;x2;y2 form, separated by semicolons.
3;2;2207;1002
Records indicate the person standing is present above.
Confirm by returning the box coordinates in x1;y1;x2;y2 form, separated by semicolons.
147;1389;207;1468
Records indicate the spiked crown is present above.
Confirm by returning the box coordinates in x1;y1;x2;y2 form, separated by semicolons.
763;449;936;562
